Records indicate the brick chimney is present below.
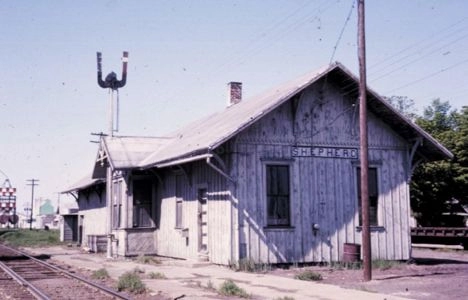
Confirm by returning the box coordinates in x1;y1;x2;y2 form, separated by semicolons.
227;82;242;106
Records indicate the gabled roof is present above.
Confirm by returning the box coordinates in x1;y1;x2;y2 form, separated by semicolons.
138;62;452;167
91;62;452;176
62;174;105;193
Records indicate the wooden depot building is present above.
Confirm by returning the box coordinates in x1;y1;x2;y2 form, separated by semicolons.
64;62;452;265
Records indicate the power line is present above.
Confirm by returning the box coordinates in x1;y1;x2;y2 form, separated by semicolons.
369;17;468;71
384;57;468;94
370;30;468;83
329;0;356;63
208;0;336;76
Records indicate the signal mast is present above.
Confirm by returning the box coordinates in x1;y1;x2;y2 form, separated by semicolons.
96;51;128;258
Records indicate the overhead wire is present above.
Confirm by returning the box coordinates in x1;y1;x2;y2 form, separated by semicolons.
329;0;356;64
208;0;338;77
384;57;468;95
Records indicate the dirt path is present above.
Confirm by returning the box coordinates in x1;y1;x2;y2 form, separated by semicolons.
272;248;468;300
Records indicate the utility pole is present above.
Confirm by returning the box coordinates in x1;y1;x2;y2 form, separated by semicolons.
26;179;39;230
358;0;371;281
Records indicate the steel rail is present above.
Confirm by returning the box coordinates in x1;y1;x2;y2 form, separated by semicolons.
0;244;128;300
0;260;50;300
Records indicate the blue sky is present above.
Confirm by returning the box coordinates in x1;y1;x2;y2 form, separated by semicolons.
1;0;467;210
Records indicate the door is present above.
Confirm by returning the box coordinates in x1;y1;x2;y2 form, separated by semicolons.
197;188;208;253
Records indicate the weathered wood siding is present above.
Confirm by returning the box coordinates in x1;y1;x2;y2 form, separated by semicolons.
76;186;107;247
232;79;411;263
155;161;233;264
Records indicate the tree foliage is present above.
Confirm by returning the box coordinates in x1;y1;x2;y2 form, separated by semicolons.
385;95;418;121
410;99;468;226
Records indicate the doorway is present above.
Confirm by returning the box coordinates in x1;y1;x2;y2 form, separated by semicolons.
197;188;208;255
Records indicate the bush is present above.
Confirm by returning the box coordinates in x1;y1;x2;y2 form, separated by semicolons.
91;268;110;280
294;270;323;281
219;280;249;298
117;271;146;294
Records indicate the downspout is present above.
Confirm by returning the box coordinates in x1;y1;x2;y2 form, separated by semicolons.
206;154;237;264
106;166;113;258
206;156;235;183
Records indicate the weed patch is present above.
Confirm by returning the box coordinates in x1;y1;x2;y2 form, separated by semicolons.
148;271;166;279
230;258;271;273
135;254;161;265
219;280;250;298
294;270;323;281
117;271;146;294
91;268;110;280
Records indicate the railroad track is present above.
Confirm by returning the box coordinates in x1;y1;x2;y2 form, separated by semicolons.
0;244;128;299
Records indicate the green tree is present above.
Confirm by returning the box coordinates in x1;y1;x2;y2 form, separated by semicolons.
410;100;468;226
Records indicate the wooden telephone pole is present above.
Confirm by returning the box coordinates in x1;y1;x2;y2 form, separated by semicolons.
358;0;372;281
26;179;39;230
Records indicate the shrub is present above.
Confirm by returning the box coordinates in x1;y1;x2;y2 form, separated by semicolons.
148;271;166;279
219;280;249;298
91;268;110;280
294;270;323;281
117;271;146;294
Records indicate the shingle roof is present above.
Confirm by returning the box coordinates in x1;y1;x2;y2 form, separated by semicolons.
98;62;452;173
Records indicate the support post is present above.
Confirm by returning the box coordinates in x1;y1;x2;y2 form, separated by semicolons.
358;0;372;281
26;179;39;230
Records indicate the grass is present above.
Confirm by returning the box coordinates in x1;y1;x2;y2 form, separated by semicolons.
275;297;295;300
0;229;62;247
229;258;271;273
148;271;166;279
91;268;110;280
326;260;402;271
294;270;323;281
372;259;403;270
328;261;363;270
117;271;146;294
219;280;250;298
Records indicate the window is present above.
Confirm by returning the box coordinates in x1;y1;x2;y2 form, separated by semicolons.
112;181;122;229
133;179;153;227
175;175;184;229
356;167;379;226
266;165;291;226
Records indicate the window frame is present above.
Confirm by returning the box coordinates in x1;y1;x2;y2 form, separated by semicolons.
355;165;381;227
263;161;293;228
112;179;123;229
132;178;154;228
